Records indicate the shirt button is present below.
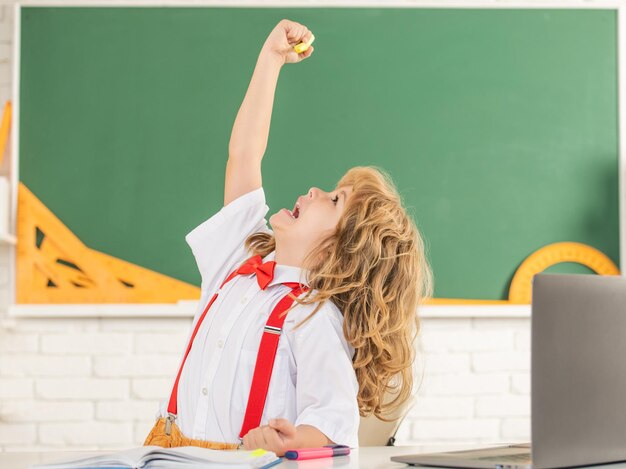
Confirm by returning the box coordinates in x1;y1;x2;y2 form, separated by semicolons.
240;297;248;304
217;339;224;348
202;387;208;396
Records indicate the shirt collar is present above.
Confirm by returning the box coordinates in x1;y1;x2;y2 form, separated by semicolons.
262;250;310;288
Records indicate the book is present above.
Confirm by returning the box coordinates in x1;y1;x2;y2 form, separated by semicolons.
30;445;282;469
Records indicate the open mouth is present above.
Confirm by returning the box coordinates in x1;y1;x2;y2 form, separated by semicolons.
288;203;300;219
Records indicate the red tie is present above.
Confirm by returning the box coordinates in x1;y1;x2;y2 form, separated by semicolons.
235;254;277;290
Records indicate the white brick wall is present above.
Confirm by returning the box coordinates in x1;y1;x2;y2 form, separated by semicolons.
0;0;532;453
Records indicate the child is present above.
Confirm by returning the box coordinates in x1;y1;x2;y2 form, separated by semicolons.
144;19;433;456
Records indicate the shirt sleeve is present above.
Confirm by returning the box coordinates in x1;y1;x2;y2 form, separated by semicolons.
286;302;360;448
185;186;272;295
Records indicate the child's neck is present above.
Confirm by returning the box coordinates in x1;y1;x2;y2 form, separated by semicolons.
273;244;306;269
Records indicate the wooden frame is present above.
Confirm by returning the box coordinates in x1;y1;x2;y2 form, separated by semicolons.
7;0;625;317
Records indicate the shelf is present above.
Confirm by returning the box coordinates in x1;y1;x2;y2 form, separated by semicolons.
7;301;531;319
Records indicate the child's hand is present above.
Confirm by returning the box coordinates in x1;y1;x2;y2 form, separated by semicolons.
241;418;298;456
262;19;315;66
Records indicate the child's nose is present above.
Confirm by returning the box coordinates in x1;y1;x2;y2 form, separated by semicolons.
308;187;321;198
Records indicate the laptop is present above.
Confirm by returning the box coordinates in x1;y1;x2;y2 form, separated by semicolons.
391;273;626;469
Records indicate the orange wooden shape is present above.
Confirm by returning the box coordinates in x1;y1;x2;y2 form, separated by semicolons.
425;242;619;306
16;182;200;303
507;241;619;304
0;100;11;166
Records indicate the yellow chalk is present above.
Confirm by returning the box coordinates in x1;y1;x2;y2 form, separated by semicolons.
294;34;315;54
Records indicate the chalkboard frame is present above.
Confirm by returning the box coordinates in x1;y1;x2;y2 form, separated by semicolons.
6;0;626;318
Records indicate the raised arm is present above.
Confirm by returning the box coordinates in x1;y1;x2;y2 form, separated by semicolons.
225;19;315;206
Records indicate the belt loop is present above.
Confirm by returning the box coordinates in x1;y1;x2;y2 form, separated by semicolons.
165;412;177;435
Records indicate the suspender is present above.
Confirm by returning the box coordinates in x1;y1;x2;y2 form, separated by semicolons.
239;282;306;438
164;259;309;441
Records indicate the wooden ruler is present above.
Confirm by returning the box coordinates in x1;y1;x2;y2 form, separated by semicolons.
16;182;200;303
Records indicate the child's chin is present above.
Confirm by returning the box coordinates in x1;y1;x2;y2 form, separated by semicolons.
269;213;287;228
271;211;296;225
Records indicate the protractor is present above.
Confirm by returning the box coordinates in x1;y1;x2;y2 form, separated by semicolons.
508;242;620;304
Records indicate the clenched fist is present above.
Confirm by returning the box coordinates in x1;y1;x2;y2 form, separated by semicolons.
241;418;299;456
262;19;315;65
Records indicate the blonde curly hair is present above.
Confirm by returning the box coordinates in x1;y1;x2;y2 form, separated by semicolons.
244;166;433;420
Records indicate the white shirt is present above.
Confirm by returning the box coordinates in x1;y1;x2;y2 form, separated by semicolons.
156;186;360;448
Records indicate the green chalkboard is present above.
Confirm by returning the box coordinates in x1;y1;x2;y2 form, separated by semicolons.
19;6;620;301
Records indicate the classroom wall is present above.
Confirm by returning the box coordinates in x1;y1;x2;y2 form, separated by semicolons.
0;0;534;453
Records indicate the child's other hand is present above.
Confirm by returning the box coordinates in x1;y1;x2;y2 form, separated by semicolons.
241;418;298;456
262;19;315;66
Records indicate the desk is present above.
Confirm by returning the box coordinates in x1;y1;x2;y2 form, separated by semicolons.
1;447;626;468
